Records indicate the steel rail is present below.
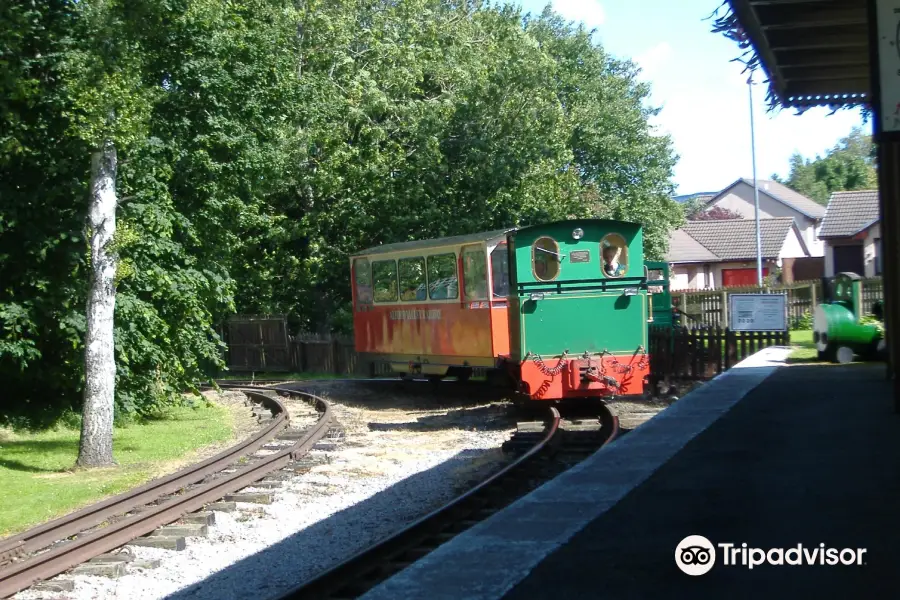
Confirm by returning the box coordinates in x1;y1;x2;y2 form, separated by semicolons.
274;407;563;600
0;390;333;599
0;392;288;565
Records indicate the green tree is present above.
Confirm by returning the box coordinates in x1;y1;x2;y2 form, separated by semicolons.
773;126;877;205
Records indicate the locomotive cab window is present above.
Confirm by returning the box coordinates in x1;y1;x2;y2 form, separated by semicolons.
354;258;373;304
399;257;427;301
601;234;628;278
491;243;509;298
372;259;399;302
463;246;488;301
427;253;458;300
532;236;560;281
647;268;664;294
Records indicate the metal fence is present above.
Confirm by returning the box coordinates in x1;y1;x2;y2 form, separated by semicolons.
648;325;790;383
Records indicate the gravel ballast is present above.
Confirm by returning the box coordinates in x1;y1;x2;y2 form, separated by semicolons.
15;384;517;600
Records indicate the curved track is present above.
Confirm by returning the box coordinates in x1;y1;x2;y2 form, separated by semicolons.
275;404;619;600
0;387;335;599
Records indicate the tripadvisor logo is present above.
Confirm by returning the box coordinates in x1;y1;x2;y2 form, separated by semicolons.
675;536;867;575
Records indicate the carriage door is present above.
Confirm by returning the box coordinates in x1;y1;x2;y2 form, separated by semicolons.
461;245;489;308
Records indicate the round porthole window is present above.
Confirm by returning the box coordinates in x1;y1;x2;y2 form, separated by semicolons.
532;236;560;281
600;234;628;278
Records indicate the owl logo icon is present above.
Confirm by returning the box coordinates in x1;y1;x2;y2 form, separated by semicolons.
675;535;716;576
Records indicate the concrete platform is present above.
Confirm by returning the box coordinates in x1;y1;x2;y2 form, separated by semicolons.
361;349;900;599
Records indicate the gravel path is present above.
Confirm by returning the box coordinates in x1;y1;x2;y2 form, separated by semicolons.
15;385;516;600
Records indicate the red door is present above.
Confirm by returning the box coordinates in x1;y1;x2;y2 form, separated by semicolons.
722;268;768;287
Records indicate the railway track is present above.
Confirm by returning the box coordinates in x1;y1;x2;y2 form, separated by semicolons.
274;404;619;600
0;387;338;599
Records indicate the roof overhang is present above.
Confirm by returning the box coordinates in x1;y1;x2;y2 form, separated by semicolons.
714;0;870;110
819;217;881;239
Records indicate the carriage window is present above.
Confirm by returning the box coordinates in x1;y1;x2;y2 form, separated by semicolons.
491;243;509;298
399;257;427;302
463;246;488;301
532;236;560;281
372;259;398;302
601;234;628;278
354;258;373;304
427;253;458;300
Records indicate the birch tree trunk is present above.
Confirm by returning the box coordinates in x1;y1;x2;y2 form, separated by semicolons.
77;140;119;468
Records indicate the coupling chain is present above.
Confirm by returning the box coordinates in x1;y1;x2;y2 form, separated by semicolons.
529;350;569;376
635;345;648;371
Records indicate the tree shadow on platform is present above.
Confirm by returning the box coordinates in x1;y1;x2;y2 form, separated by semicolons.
162;446;513;600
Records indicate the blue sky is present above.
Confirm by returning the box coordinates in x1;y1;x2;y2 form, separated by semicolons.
512;0;868;195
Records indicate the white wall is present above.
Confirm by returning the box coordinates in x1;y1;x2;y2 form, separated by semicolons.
710;181;823;257
864;223;881;278
779;227;809;260
671;264;711;291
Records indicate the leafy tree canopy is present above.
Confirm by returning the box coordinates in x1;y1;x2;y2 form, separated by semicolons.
0;0;682;427
688;206;742;221
773;126;877;205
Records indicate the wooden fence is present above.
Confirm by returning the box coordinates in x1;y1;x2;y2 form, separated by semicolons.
673;277;884;329
648;325;790;383
224;315;291;371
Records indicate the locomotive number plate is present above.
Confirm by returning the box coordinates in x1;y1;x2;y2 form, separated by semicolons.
570;250;590;263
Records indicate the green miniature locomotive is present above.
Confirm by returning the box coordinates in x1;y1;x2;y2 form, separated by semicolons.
813;272;884;363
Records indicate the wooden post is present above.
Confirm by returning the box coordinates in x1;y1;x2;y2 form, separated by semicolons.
870;0;900;412
720;291;728;328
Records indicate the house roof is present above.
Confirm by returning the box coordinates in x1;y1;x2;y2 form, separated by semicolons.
708;178;826;220
667;217;798;263
818;190;880;239
664;229;718;263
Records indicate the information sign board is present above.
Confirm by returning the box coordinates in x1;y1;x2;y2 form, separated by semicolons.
729;293;786;332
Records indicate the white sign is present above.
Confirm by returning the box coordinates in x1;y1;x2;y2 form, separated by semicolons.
729;294;786;332
877;0;900;133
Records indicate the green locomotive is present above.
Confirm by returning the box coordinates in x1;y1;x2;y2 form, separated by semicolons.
813;272;884;363
506;219;653;400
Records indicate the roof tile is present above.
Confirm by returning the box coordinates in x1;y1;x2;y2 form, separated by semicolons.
668;217;797;262
818;190;879;238
664;229;718;263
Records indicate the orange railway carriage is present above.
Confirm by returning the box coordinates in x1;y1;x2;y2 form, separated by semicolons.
350;229;515;380
351;218;656;401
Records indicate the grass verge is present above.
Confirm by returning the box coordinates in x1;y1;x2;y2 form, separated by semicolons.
787;329;818;363
0;402;233;538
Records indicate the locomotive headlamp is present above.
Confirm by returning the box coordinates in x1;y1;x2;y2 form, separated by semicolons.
572;228;584;240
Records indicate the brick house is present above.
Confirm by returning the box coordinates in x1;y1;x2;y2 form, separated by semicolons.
665;217;813;290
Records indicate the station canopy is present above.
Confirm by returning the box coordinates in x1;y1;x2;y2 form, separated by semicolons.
714;0;869;110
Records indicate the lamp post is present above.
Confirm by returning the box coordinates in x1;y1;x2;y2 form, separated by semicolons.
748;72;763;287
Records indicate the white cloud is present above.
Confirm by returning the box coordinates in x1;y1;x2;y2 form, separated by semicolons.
551;0;606;28
635;42;672;79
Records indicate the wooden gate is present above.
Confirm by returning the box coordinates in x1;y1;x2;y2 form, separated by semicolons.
225;315;291;371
